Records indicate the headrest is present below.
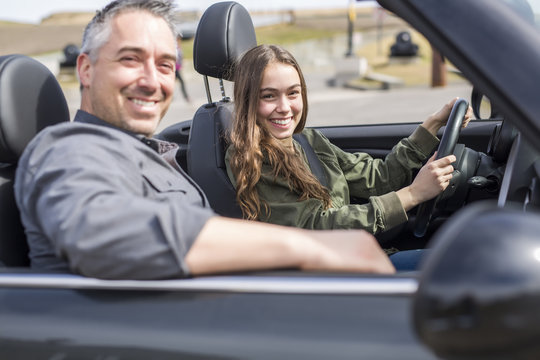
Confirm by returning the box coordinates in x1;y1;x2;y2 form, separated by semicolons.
0;55;70;163
193;1;257;81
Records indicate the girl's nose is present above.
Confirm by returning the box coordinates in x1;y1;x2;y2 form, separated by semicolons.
276;95;291;113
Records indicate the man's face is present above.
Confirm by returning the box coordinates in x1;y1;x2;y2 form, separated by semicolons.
78;11;177;137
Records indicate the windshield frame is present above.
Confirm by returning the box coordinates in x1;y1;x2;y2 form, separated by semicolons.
377;0;540;150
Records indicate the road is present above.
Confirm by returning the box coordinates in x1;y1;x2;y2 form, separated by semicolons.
159;63;472;132
53;56;473;134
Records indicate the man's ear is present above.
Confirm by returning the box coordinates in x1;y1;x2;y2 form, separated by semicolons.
77;53;92;88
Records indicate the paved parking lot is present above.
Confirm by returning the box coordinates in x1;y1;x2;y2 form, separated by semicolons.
57;57;473;133
159;64;472;132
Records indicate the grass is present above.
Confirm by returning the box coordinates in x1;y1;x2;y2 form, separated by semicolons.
256;24;342;45
180;22;465;89
0;20;32;26
179;24;341;60
50;9;466;90
353;29;465;87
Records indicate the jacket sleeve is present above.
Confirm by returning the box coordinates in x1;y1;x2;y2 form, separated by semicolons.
262;188;407;233
261;126;437;233
330;125;439;198
224;127;438;234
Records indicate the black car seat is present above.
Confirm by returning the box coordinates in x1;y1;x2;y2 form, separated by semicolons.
187;1;257;218
0;55;70;267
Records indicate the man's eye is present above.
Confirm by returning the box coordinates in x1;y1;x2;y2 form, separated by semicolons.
161;63;175;71
121;56;137;63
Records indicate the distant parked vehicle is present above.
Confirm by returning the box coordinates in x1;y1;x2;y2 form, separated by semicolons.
390;30;418;57
59;43;79;68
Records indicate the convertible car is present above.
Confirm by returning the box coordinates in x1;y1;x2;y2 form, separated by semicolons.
1;0;540;359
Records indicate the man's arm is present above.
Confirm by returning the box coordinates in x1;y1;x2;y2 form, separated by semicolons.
186;217;395;275
16;126;212;279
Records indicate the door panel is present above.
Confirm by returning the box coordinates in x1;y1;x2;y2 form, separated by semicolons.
316;120;499;158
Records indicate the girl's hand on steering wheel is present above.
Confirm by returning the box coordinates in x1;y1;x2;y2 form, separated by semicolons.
422;97;473;137
396;153;456;211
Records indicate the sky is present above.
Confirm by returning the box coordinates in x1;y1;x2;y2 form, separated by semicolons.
1;0;378;24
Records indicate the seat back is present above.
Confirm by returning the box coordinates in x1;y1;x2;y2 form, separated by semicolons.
0;55;70;266
187;1;257;218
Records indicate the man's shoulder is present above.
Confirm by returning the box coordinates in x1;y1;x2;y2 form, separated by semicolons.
41;120;125;137
20;121;141;168
30;121;136;149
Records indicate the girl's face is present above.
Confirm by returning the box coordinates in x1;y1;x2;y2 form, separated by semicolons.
257;62;303;146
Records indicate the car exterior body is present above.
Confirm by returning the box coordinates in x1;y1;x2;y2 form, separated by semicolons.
2;0;540;359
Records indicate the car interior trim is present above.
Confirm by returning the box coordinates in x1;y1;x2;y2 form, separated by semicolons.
0;273;418;295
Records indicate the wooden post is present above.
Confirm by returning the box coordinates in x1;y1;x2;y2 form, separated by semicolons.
345;0;356;57
431;45;447;87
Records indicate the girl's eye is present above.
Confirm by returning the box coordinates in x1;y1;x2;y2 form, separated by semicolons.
261;93;275;99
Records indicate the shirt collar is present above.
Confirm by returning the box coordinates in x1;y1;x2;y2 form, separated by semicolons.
74;110;139;137
74;110;177;155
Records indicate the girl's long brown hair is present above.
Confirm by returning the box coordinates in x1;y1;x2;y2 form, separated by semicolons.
229;44;331;220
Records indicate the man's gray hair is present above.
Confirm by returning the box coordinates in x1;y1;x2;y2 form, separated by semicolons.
80;0;179;63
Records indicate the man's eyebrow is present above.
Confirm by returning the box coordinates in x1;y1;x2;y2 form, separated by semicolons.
116;47;176;61
161;53;177;62
116;46;145;55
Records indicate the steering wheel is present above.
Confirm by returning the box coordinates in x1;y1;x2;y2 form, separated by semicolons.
414;98;469;237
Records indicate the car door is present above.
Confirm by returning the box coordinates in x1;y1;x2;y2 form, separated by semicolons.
0;270;437;360
316;119;499;159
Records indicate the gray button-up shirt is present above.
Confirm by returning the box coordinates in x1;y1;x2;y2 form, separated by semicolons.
15;110;216;279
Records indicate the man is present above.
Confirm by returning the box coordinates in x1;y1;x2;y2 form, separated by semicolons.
14;0;394;279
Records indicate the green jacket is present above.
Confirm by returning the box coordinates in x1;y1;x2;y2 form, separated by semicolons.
225;126;439;234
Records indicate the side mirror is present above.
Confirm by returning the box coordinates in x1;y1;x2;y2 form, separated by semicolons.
470;87;503;120
413;202;540;359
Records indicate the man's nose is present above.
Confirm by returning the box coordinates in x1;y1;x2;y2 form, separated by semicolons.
138;62;159;91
